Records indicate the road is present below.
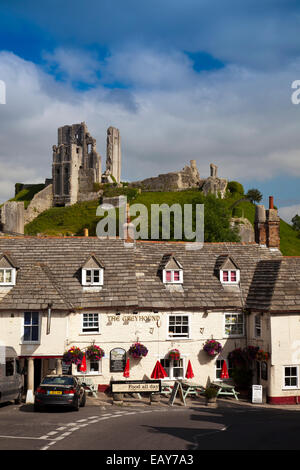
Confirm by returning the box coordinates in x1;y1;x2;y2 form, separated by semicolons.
0;399;300;452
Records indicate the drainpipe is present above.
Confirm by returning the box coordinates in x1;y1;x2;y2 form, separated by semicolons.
46;302;52;335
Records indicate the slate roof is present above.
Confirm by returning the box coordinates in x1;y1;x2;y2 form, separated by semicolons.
0;236;298;313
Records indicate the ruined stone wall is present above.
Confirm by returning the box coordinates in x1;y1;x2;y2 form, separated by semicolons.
24;184;53;225
0;201;24;234
131;160;202;191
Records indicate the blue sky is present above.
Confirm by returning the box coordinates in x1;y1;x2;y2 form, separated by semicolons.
0;0;300;221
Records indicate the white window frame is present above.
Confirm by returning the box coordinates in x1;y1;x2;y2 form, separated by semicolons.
22;311;41;344
220;269;240;285
81;313;100;334
82;268;103;286
254;314;262;338
167;313;190;340
283;366;299;390
163;269;183;284
0;268;16;286
76;359;102;376
215;358;233;381
224;312;244;338
159;356;186;380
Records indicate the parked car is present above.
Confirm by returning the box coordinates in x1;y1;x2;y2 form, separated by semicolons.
34;375;86;411
0;347;23;405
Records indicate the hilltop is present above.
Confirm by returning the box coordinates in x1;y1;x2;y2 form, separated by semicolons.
21;184;300;256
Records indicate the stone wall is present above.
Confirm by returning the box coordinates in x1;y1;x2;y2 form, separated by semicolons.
0;201;24;234
24;184;53;225
131;160;202;191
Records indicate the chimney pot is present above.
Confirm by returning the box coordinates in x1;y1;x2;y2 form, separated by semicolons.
269;196;274;210
84;228;89;237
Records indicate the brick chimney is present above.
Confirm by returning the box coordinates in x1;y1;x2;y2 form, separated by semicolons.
254;196;280;249
123;203;135;245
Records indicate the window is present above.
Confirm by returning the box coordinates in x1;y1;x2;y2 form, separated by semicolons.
82;268;103;286
215;359;233;380
254;314;261;338
77;359;102;375
82;313;100;334
168;315;190;339
163;270;183;284
23;312;40;343
283;366;298;389
0;268;15;286
160;358;184;379
221;270;239;284
224;313;244;337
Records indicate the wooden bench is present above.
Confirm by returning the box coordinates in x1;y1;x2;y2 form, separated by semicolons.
160;383;173;396
78;377;98;397
211;381;239;400
181;381;205;399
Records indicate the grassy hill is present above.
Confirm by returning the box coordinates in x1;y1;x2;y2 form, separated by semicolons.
19;185;300;255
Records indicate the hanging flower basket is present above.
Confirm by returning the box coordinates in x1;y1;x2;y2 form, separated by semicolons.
62;346;83;365
168;349;181;361
228;347;245;366
245;345;260;361
256;349;270;361
203;339;222;357
128;342;148;359
86;344;105;361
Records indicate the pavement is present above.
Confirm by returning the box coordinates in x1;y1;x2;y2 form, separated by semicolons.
86;390;300;411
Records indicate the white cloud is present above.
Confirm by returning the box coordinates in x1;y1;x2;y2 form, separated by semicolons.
0;48;300;206
42;48;102;84
279;205;300;224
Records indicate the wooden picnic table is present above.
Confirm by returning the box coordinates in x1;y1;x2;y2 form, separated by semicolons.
161;381;205;399
211;381;239;400
181;381;205;399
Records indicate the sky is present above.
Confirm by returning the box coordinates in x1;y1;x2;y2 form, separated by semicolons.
0;0;300;222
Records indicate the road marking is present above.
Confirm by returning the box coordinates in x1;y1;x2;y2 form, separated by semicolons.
0;434;52;441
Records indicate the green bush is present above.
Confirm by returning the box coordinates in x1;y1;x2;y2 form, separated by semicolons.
204;386;218;399
228;181;244;196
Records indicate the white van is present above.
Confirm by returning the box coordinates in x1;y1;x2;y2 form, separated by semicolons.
0;347;23;404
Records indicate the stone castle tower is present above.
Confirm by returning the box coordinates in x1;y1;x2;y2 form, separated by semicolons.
52;122;102;206
103;126;121;184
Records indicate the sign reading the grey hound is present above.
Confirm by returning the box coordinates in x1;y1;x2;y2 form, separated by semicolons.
111;380;161;393
169;381;186;406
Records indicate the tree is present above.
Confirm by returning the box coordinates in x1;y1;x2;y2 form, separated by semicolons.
228;181;244;196
292;214;300;231
246;188;263;204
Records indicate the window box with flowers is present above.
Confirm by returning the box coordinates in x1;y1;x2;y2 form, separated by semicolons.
203;339;222;357
86;344;105;361
62;346;83;365
168;349;181;361
128;342;148;359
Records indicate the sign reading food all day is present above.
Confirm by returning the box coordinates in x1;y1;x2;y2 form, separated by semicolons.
111;380;161;393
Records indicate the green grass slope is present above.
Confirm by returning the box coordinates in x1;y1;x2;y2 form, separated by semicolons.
23;188;300;256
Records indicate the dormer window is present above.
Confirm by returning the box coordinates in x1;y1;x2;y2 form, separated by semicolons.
82;268;103;286
163;269;183;284
81;254;104;287
0;253;17;286
217;255;240;285
221;270;239;284
0;268;15;285
158;253;183;285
